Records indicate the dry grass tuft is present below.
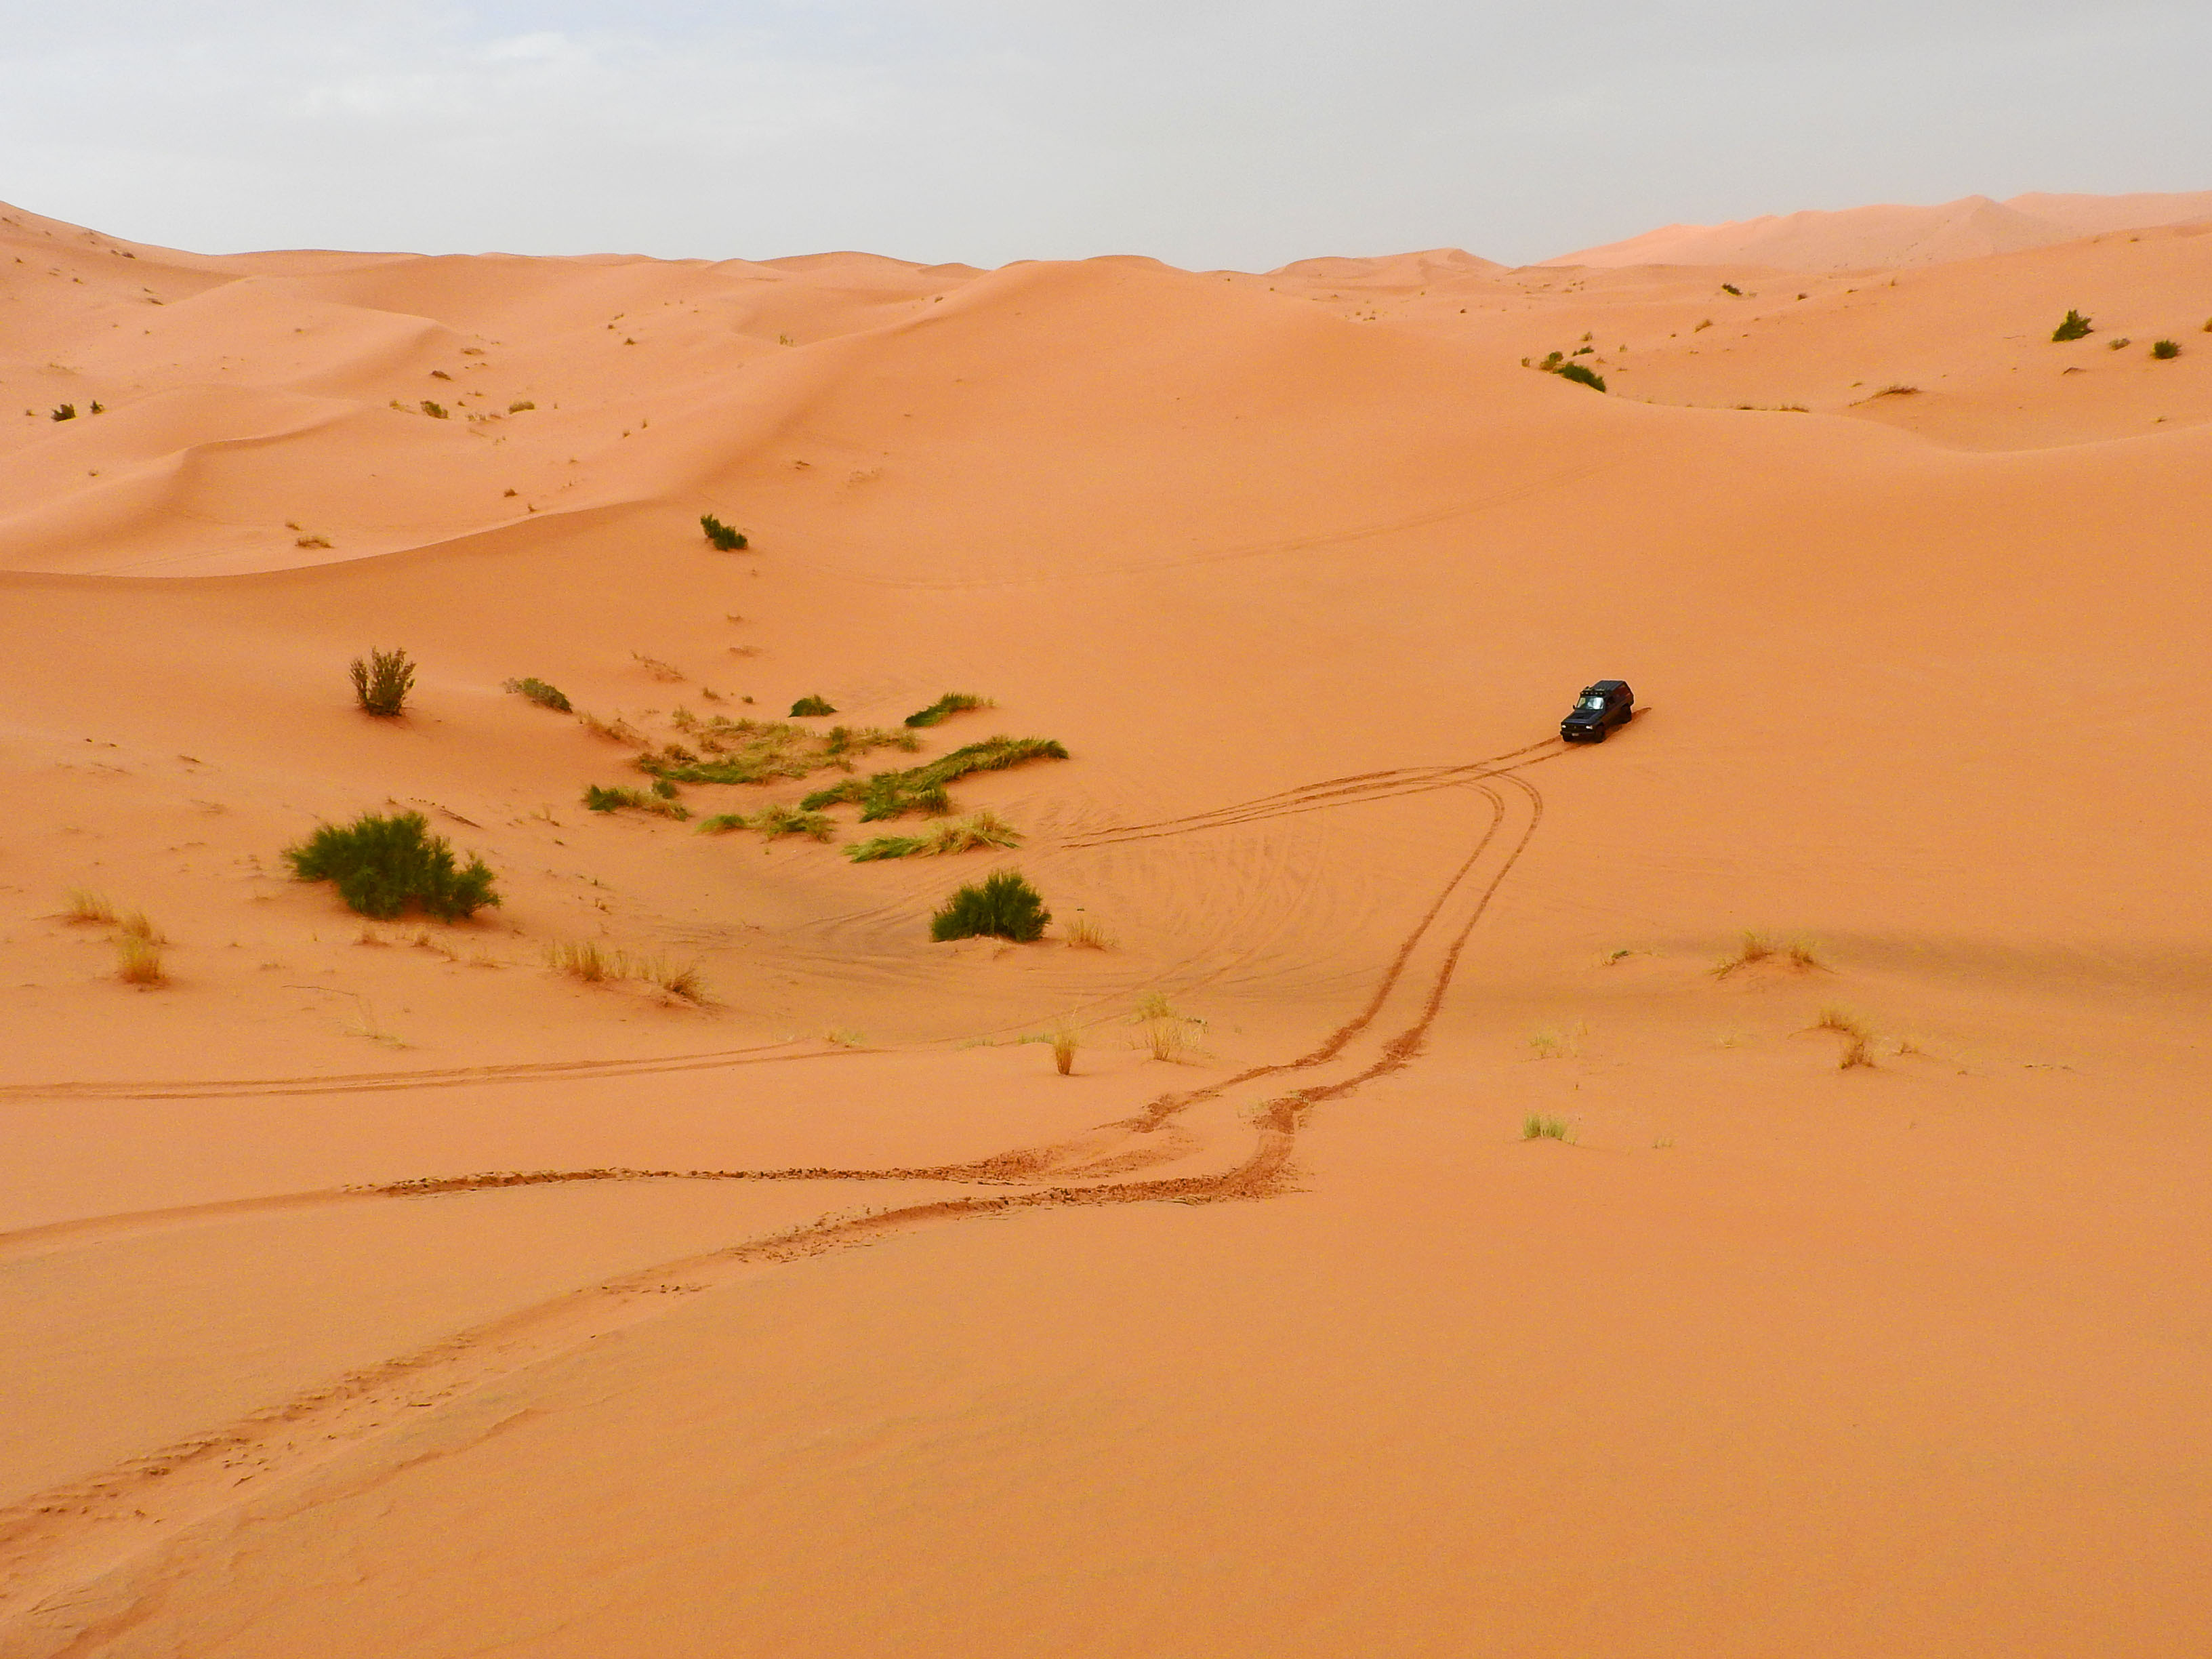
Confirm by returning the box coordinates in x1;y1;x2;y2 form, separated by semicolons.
646;956;707;1002
1812;1006;1870;1040
1839;1033;1877;1069
844;810;1023;861
1712;930;1776;975
1527;1024;1586;1060
548;939;614;983
117;909;165;944
631;651;686;682
577;710;649;745
1785;937;1827;970
1142;1018;1189;1062
1521;1113;1575;1142
1062;914;1115;950
1872;384;1921;397
115;934;166;985
1129;990;1179;1023
63;887;116;924
824;1027;867;1047
1049;1025;1080;1076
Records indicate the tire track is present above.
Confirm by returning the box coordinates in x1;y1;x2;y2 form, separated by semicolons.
0;764;1547;1654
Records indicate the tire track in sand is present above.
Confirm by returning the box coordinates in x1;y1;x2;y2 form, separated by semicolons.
0;769;1546;1655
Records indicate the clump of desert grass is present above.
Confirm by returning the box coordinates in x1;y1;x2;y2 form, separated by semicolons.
903;692;992;729
789;695;836;718
802;735;1068;821
1521;1113;1575;1142
844;811;1021;861
1525;1027;1580;1060
1712;931;1827;977
1808;1006;1879;1069
113;933;167;986
2051;310;2093;342
700;513;747;551
577;710;650;745
698;804;836;843
930;869;1050;943
631;652;684;682
1061;914;1114;950
62;887;117;924
583;783;689;819
2151;339;2181;360
1047;1025;1081;1076
504;676;572;713
350;647;415;716
546;940;706;1002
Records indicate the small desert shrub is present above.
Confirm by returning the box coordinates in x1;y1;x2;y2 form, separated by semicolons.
285;811;498;920
548;939;613;983
1142;1018;1188;1062
1049;1026;1080;1076
350;647;415;716
420;400;448;418
1129;990;1179;1023
903;692;991;728
1720;282;1742;295
632;652;684;682
701;514;747;551
115;935;166;985
1839;1033;1877;1069
2051;310;2093;342
1554;361;1605;392
1873;384;1920;397
2152;339;2180;360
508;400;535;413
50;404;77;421
1786;937;1826;969
803;735;1069;821
2106;337;2131;351
790;695;836;717
117;909;165;944
295;534;331;550
1521;1113;1574;1142
504;676;572;712
930;869;1050;943
844;811;1021;861
63;887;115;924
1062;914;1114;950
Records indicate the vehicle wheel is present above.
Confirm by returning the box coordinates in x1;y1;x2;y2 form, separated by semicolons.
1590;728;1607;743
1618;708;1633;723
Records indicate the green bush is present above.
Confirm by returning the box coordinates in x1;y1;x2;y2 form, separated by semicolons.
790;695;836;717
503;676;572;713
930;869;1050;943
2051;310;2093;342
2152;339;2181;360
905;692;990;728
420;400;449;419
350;647;415;716
802;735;1069;821
49;403;76;422
701;513;747;551
1555;361;1605;392
285;811;497;920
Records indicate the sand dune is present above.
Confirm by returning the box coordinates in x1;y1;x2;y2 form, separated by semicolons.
1545;186;2212;270
2;193;2208;1656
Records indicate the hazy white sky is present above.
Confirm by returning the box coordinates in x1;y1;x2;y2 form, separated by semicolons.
3;1;2206;268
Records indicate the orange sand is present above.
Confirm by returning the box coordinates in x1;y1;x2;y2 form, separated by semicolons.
2;191;2209;1656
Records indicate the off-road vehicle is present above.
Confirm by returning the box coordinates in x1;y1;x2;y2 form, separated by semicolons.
1561;680;1634;742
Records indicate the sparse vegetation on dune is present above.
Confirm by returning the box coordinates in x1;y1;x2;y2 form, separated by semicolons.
2051;310;2094;342
350;647;415;716
1048;1026;1081;1075
62;887;115;924
903;692;992;728
1554;361;1605;392
583;783;689;819
844;811;1022;861
632;652;684;682
285;811;498;920
1521;1113;1575;1142
636;718;917;787
930;869;1050;943
1712;930;1775;975
504;676;572;713
700;513;747;551
547;940;707;1001
1062;914;1114;950
789;695;836;717
803;735;1069;821
1711;930;1827;977
697;804;836;842
2152;339;2180;359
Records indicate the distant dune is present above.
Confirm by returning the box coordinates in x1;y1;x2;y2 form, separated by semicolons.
1543;188;2212;270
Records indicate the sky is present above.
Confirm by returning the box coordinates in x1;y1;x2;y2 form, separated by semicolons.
2;0;2207;269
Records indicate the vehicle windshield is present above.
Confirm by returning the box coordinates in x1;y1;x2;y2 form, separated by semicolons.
1578;695;1608;710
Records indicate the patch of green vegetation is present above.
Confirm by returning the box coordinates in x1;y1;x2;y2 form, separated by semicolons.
2051;309;2093;342
930;869;1050;943
583;783;689;819
1521;1113;1574;1142
790;695;836;717
420;400;449;419
285;811;498;920
636;718;918;787
700;513;747;551
697;804;835;842
903;692;992;728
49;403;76;422
503;676;572;713
2152;339;2181;360
1720;282;1742;296
350;647;415;716
802;735;1069;821
1554;361;1605;392
844;811;1022;861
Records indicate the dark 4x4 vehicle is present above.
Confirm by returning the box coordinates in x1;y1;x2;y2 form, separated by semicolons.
1561;680;1634;742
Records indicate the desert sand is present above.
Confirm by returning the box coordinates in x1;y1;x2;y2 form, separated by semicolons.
2;188;2209;1656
